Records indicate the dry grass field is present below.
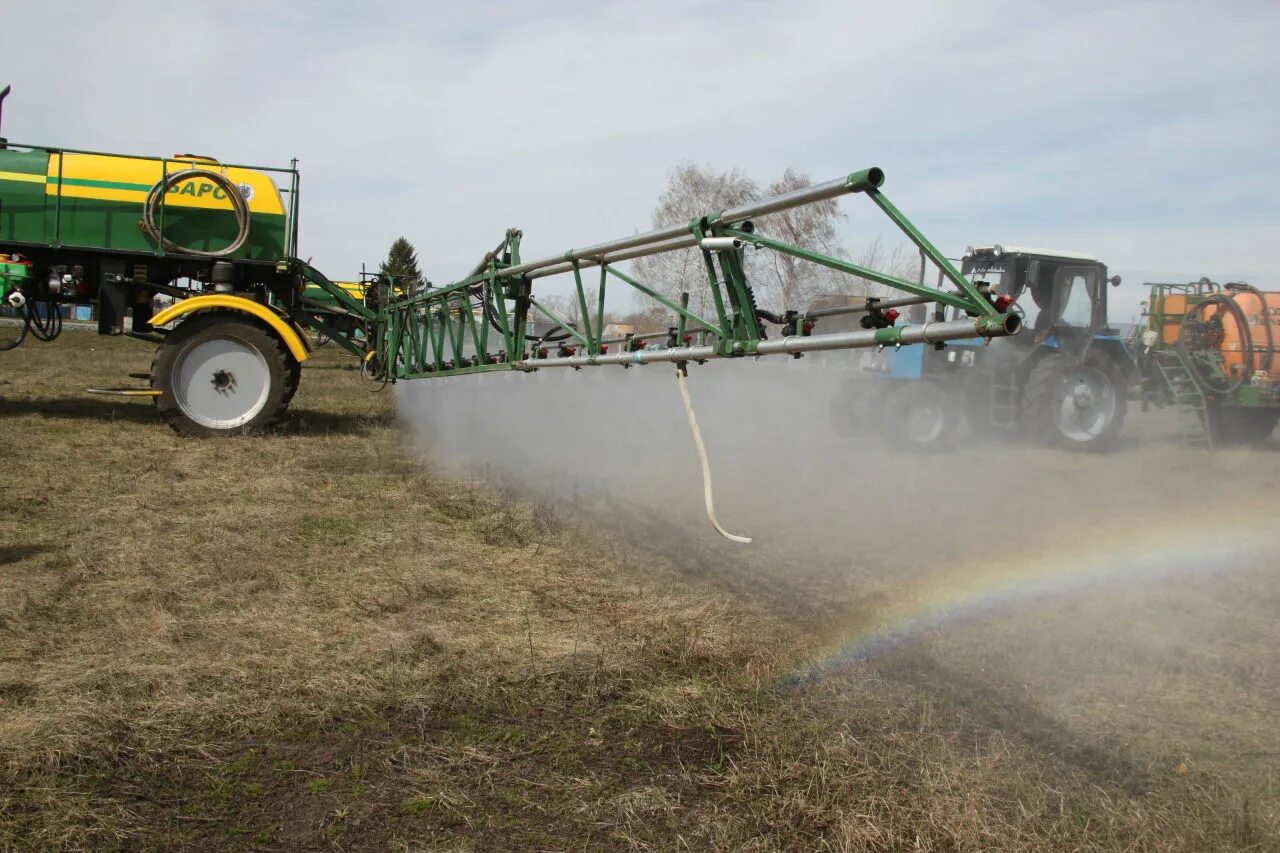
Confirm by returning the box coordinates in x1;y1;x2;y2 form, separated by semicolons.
1;329;1278;851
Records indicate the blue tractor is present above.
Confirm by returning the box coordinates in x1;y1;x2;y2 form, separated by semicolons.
828;246;1136;449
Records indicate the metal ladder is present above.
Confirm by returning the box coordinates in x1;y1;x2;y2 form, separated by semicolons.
1151;350;1212;448
990;367;1020;430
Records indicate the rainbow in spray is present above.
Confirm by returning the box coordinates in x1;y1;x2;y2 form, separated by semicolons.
788;515;1280;685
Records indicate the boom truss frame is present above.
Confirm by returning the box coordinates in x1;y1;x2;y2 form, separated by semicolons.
355;167;1019;381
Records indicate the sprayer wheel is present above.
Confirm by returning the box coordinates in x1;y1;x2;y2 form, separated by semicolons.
1203;404;1279;447
283;356;302;407
151;312;295;436
1022;352;1126;450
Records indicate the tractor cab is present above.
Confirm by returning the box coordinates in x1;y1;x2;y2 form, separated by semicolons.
960;246;1119;344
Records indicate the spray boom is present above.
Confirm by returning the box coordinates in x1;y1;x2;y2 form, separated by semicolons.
339;167;1023;543
357;167;1020;383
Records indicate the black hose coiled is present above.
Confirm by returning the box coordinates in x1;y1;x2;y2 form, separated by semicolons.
0;281;61;350
141;168;250;258
25;295;61;342
1178;292;1252;394
0;305;28;351
1226;282;1274;375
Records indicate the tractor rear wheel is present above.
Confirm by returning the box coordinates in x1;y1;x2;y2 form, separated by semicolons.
1021;352;1127;449
888;380;959;450
151;312;296;436
829;377;888;437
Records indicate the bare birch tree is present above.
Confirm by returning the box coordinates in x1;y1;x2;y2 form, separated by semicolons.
631;163;759;318
843;236;922;298
754;169;845;312
535;290;620;339
631;163;860;318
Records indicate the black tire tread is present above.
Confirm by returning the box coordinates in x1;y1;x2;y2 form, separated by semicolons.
282;357;302;407
1204;404;1279;447
887;380;960;450
151;312;297;437
1021;352;1127;450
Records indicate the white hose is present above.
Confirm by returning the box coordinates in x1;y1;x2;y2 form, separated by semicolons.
676;366;752;544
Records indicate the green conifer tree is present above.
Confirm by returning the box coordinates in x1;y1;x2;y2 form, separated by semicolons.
379;237;425;294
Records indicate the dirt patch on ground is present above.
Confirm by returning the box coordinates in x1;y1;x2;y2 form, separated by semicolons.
1;332;1277;850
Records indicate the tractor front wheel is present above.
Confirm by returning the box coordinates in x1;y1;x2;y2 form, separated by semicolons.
151;312;297;436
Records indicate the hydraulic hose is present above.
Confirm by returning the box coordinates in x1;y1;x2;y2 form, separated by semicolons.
359;350;389;391
0;306;28;351
1178;292;1252;394
675;364;752;544
141;168;251;258
25;294;61;342
479;282;575;342
1226;282;1274;376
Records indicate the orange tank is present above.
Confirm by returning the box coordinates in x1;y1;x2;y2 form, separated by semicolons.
1154;288;1280;379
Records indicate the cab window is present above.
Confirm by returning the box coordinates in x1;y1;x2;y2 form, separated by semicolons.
1056;267;1098;327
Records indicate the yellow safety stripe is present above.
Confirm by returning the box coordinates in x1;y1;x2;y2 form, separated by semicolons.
0;170;46;184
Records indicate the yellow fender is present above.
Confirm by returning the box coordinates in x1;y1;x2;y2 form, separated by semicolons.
149;295;310;362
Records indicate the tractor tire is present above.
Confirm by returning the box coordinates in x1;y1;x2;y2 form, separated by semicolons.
1021;352;1127;450
829;377;882;437
963;384;992;432
151;312;297;436
1203;404;1280;447
829;382;859;438
888;380;960;450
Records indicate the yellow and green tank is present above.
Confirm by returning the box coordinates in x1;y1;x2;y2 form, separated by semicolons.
0;148;288;260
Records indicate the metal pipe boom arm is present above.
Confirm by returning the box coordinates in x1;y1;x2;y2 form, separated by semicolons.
497;167;886;280
367;167;1020;382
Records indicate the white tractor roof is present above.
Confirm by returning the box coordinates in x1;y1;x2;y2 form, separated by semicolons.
973;246;1102;263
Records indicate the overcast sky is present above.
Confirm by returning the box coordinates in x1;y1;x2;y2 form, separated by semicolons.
6;0;1278;320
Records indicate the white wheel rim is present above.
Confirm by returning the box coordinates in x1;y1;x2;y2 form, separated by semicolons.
905;400;946;444
172;336;271;429
1053;366;1116;441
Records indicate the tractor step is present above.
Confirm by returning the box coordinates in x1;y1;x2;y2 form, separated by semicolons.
989;362;1020;430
